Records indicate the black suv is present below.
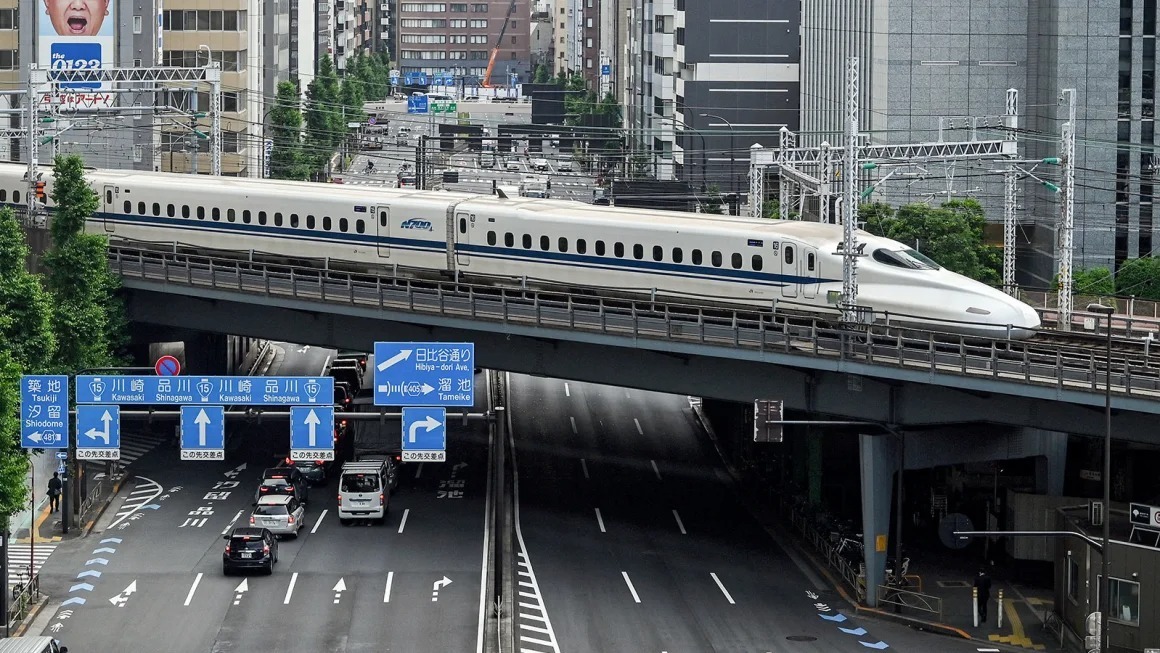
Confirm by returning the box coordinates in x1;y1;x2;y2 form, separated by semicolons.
222;527;278;575
255;467;309;504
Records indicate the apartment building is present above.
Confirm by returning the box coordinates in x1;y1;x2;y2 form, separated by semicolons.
624;0;800;188
395;1;530;84
552;0;616;91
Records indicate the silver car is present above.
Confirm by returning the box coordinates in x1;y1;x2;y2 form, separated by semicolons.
250;494;305;538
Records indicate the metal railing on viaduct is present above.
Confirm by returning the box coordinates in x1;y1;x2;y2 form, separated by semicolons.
106;245;1160;439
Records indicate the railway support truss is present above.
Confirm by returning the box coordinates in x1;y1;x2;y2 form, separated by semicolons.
22;64;223;220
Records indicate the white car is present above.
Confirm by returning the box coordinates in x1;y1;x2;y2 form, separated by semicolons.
531;158;550;171
505;159;521;171
558;159;573;172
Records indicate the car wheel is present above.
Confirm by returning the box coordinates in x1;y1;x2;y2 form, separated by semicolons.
339;518;350;527
265;563;274;576
223;565;232;576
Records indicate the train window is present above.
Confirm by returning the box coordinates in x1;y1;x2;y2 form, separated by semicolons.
242;210;251;224
211;207;220;221
711;251;722;267
339;218;348;232
807;252;816;271
323;216;332;231
356;220;365;234
197;206;205;219
633;244;643;260
672;248;683;263
11;191;17;204
258;211;267;225
137;201;145;214
460;218;467;234
558;237;568;252
166;204;175;217
522;234;532;249
274;212;283;227
652;246;663;261
290;214;299;228
0;190;7;202
152;202;161;216
106;190;113;204
731;253;742;269
504;233;514;247
692;249;702;265
227;208;236;222
614;242;624;258
577;239;587;254
487;231;497;246
123;200;130;213
752;255;763;271
182;205;190;219
595;241;605;256
539;236;549;251
784;246;794;265
379;210;388;227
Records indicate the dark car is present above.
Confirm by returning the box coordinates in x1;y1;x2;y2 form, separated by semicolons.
279;456;331;486
222;527;278;575
255;467;309;504
329;366;363;396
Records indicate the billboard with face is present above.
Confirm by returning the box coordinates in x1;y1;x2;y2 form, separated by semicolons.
39;0;116;109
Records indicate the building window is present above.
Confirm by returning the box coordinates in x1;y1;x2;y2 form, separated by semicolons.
1123;0;1134;34
450;3;467;11
133;15;143;33
0;8;16;30
1108;577;1141;625
469;19;487;28
0;50;17;70
473;3;487;10
400;3;448;11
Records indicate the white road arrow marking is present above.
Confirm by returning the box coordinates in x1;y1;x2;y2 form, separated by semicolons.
92;547;116;554
304;409;321;447
233;578;249;605
223;463;247;479
109;580;137;607
100;538;122;544
332;577;346;604
432;576;452;591
76;570;101;579
69;583;93;592
408;415;442;444
194;409;211;447
85;558;109;566
376;349;412;372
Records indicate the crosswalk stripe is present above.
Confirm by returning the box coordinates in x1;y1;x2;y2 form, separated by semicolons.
7;544;56;586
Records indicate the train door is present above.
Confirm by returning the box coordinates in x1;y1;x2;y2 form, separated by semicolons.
455;211;471;266
102;185;116;232
802;246;818;299
780;242;797;298
374;206;389;257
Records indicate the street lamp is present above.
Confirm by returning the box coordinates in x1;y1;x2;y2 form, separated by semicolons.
700;112;736;196
1087;301;1114;653
658;115;706;190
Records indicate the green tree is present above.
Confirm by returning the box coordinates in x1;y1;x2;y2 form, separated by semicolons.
304;55;343;167
339;74;366;126
598;92;620;122
1056;267;1115;296
702;184;724;214
43;155;125;371
0;351;31;529
863;198;1001;285
533;63;551;84
1114;257;1160;300
269;80;308;180
0;207;55;371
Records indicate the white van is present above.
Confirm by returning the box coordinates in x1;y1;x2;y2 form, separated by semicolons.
338;460;389;524
0;638;69;653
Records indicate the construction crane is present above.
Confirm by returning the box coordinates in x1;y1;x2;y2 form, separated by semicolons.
482;0;519;88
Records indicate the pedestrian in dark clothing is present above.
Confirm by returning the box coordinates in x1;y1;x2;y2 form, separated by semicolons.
47;472;62;513
974;567;993;623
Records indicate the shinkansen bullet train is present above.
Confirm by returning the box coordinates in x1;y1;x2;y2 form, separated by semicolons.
2;163;1041;339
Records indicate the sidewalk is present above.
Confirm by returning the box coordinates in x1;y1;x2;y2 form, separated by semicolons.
690;403;1059;652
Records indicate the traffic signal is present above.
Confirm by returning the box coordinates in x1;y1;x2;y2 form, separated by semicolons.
34;181;46;202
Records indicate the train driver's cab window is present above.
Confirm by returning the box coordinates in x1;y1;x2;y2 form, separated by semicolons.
872;248;940;270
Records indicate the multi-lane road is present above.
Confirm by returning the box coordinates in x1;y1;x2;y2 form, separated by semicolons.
30;345;986;652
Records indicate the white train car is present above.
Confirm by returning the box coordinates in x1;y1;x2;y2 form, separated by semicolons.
0;163;1040;338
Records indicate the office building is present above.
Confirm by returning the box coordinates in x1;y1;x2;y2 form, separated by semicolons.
395;1;531;86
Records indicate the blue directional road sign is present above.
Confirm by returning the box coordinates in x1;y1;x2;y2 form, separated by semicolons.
407;94;429;114
75;376;333;406
180;405;226;461
374;342;474;407
401;407;446;462
20;375;68;449
290;406;335;461
76;405;120;461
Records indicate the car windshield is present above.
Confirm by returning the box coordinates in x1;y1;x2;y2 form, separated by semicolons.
254;504;288;516
231;537;265;551
341;474;379;492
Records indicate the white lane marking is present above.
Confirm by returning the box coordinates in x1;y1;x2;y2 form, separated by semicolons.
564;382;570;397
183;572;203;606
569;417;577;434
311;509;327;534
634;418;643;435
621;571;641;603
625;390;631;398
672;509;687;535
398;508;410;534
221;509;244;536
580;458;590;480
711;573;736;605
476;387;495;653
283;572;298;604
107;477;163;530
595;508;606;533
651;459;662;481
384;571;394;602
977;649;1001;652
415;462;425;479
320;355;332;376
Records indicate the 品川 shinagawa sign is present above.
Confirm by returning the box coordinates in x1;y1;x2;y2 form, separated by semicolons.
75;376;334;406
